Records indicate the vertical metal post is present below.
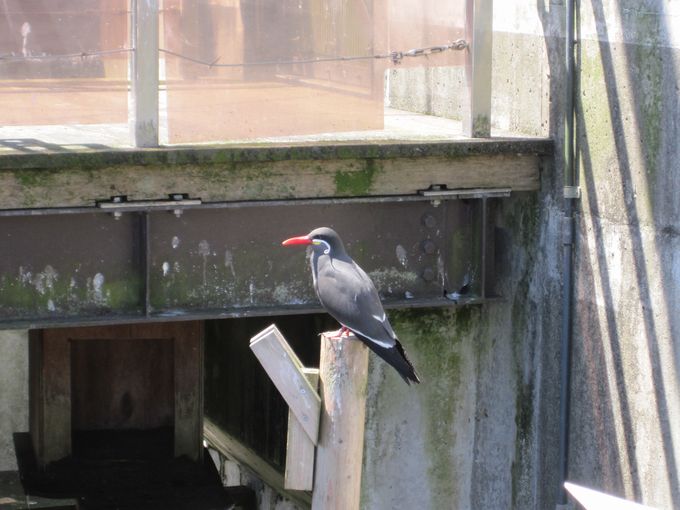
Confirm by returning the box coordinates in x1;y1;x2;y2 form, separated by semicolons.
142;212;151;316
481;196;488;298
463;0;493;138
131;0;159;147
557;0;577;506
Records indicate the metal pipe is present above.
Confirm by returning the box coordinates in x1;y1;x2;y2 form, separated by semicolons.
557;0;577;506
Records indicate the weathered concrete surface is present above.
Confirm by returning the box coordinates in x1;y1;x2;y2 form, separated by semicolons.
369;5;565;510
0;141;549;209
569;2;680;508
0;330;28;471
461;1;680;508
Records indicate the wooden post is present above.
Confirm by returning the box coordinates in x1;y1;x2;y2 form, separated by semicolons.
285;368;319;491
312;334;369;510
130;0;159;147
463;0;493;138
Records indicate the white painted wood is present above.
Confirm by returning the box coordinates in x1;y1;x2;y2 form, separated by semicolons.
130;0;159;147
463;0;493;138
311;333;369;510
204;418;312;508
223;459;242;487
564;482;658;510
250;324;321;444
285;368;320;491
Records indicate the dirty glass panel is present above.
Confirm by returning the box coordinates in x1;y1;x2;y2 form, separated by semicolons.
0;0;129;135
388;0;466;68
0;213;143;321
161;0;385;143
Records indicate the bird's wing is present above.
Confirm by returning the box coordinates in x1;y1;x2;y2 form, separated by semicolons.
316;258;397;349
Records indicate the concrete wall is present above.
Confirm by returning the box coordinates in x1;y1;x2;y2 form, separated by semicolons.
0;330;28;471
371;5;564;510
386;1;679;509
489;1;680;509
570;2;680;508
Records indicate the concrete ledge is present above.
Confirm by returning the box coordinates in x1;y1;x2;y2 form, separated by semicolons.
0;138;552;170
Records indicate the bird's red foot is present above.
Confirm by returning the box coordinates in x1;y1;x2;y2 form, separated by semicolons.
326;326;352;339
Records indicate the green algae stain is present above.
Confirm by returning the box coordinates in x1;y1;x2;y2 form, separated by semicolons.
578;44;616;176
103;279;142;310
632;27;663;183
334;159;379;196
511;380;534;507
0;270;142;318
387;307;480;505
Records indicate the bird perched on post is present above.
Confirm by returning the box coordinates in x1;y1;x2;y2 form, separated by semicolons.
282;227;421;385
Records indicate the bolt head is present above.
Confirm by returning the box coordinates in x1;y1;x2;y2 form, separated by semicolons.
422;214;437;229
422;267;435;281
422;239;437;254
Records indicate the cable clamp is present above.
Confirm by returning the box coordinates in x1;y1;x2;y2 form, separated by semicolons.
563;186;581;199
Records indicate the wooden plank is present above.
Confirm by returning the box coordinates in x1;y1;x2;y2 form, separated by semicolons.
30;322;204;466
31;329;72;467
171;321;204;461
285;368;319;491
249;325;321;444
312;334;369;510
463;0;493;137
130;0;159;147
203;418;312;509
0;152;543;210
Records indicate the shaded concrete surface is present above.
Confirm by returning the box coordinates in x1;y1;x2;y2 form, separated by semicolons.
360;188;563;510
0;330;28;471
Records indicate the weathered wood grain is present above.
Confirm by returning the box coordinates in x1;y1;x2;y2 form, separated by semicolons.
0;151;543;209
250;325;321;444
204;418;312;508
311;334;369;510
284;368;320;491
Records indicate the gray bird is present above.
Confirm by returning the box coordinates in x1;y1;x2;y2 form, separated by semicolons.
282;227;421;385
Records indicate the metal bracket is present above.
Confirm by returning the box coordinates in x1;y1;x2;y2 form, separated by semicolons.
97;194;202;211
563;186;581;199
418;186;511;199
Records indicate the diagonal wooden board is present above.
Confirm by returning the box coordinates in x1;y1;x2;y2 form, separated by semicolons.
250;324;321;444
285;368;319;491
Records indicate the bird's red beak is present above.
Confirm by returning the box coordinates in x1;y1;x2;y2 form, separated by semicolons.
282;235;313;246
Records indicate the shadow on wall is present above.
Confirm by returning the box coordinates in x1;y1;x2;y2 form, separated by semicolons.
540;0;680;507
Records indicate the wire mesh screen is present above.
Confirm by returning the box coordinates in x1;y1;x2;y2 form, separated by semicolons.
0;0;130;127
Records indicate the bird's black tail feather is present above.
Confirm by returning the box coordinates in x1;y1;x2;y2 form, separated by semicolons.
355;335;421;385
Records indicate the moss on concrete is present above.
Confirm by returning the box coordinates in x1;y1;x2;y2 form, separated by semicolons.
0;271;141;319
385;307;479;505
632;27;663;183
334;159;379;196
0;139;553;172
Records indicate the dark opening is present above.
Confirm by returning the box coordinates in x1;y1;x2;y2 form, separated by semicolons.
70;337;175;460
204;312;336;469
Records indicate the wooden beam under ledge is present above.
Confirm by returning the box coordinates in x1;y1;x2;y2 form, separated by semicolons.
203;418;312;509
